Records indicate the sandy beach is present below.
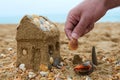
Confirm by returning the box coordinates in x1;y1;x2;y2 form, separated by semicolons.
0;23;120;80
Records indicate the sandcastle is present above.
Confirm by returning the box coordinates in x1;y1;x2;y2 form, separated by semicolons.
16;15;60;71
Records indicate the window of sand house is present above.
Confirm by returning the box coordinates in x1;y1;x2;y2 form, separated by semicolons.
48;45;54;55
22;49;27;55
56;42;59;50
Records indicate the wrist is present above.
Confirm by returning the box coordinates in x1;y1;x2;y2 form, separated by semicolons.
104;0;120;10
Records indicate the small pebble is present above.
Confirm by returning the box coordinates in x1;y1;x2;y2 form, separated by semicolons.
28;71;36;79
40;71;49;77
55;73;61;80
8;48;13;51
67;76;72;80
0;53;6;58
19;63;26;71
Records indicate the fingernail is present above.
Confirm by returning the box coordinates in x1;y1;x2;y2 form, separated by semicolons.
71;33;79;39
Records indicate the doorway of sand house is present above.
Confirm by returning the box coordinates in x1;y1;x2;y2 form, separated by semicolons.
32;47;41;70
55;42;59;51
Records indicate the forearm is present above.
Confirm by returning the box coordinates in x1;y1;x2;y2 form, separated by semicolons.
104;0;120;9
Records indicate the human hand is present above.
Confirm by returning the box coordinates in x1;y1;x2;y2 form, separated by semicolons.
65;0;108;40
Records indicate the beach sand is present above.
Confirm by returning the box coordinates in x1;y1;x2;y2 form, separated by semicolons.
0;23;120;79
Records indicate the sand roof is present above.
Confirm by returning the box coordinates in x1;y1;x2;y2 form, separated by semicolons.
16;15;60;40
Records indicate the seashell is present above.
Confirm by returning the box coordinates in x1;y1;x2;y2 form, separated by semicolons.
86;76;92;80
115;60;120;66
68;38;78;50
67;76;73;80
23;49;27;55
19;63;26;71
60;62;64;66
50;57;54;64
28;71;36;79
8;48;13;51
45;21;50;25
74;61;94;75
102;56;107;61
8;47;15;54
40;25;48;31
33;18;40;27
54;73;61;80
40;71;49;77
0;53;6;58
92;46;98;65
32;14;40;19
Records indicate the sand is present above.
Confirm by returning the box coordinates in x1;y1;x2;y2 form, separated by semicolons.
0;23;120;80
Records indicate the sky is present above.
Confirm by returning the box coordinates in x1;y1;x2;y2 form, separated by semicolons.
0;0;120;23
0;0;83;16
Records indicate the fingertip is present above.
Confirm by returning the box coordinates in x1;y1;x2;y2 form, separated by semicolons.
71;33;79;40
64;29;72;40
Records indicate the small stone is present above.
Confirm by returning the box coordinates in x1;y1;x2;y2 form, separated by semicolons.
73;55;82;64
53;58;61;68
48;72;54;77
40;71;49;77
39;64;48;71
28;71;36;79
19;63;26;71
68;38;78;50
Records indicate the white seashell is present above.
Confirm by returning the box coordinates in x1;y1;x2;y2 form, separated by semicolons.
40;25;48;31
0;54;6;58
40;71;49;77
28;71;36;79
50;24;54;28
55;73;61;80
116;60;120;66
19;63;26;71
86;76;92;80
45;21;49;24
67;76;72;80
33;18;40;27
8;48;13;51
102;57;107;61
40;18;45;24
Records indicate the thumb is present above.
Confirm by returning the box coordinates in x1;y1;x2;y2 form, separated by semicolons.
84;23;94;34
71;17;88;39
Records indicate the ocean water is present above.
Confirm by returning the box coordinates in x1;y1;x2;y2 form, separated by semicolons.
0;13;120;24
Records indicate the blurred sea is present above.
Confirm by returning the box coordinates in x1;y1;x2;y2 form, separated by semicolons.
0;13;120;24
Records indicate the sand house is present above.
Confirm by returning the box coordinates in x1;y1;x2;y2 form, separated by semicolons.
16;15;60;71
